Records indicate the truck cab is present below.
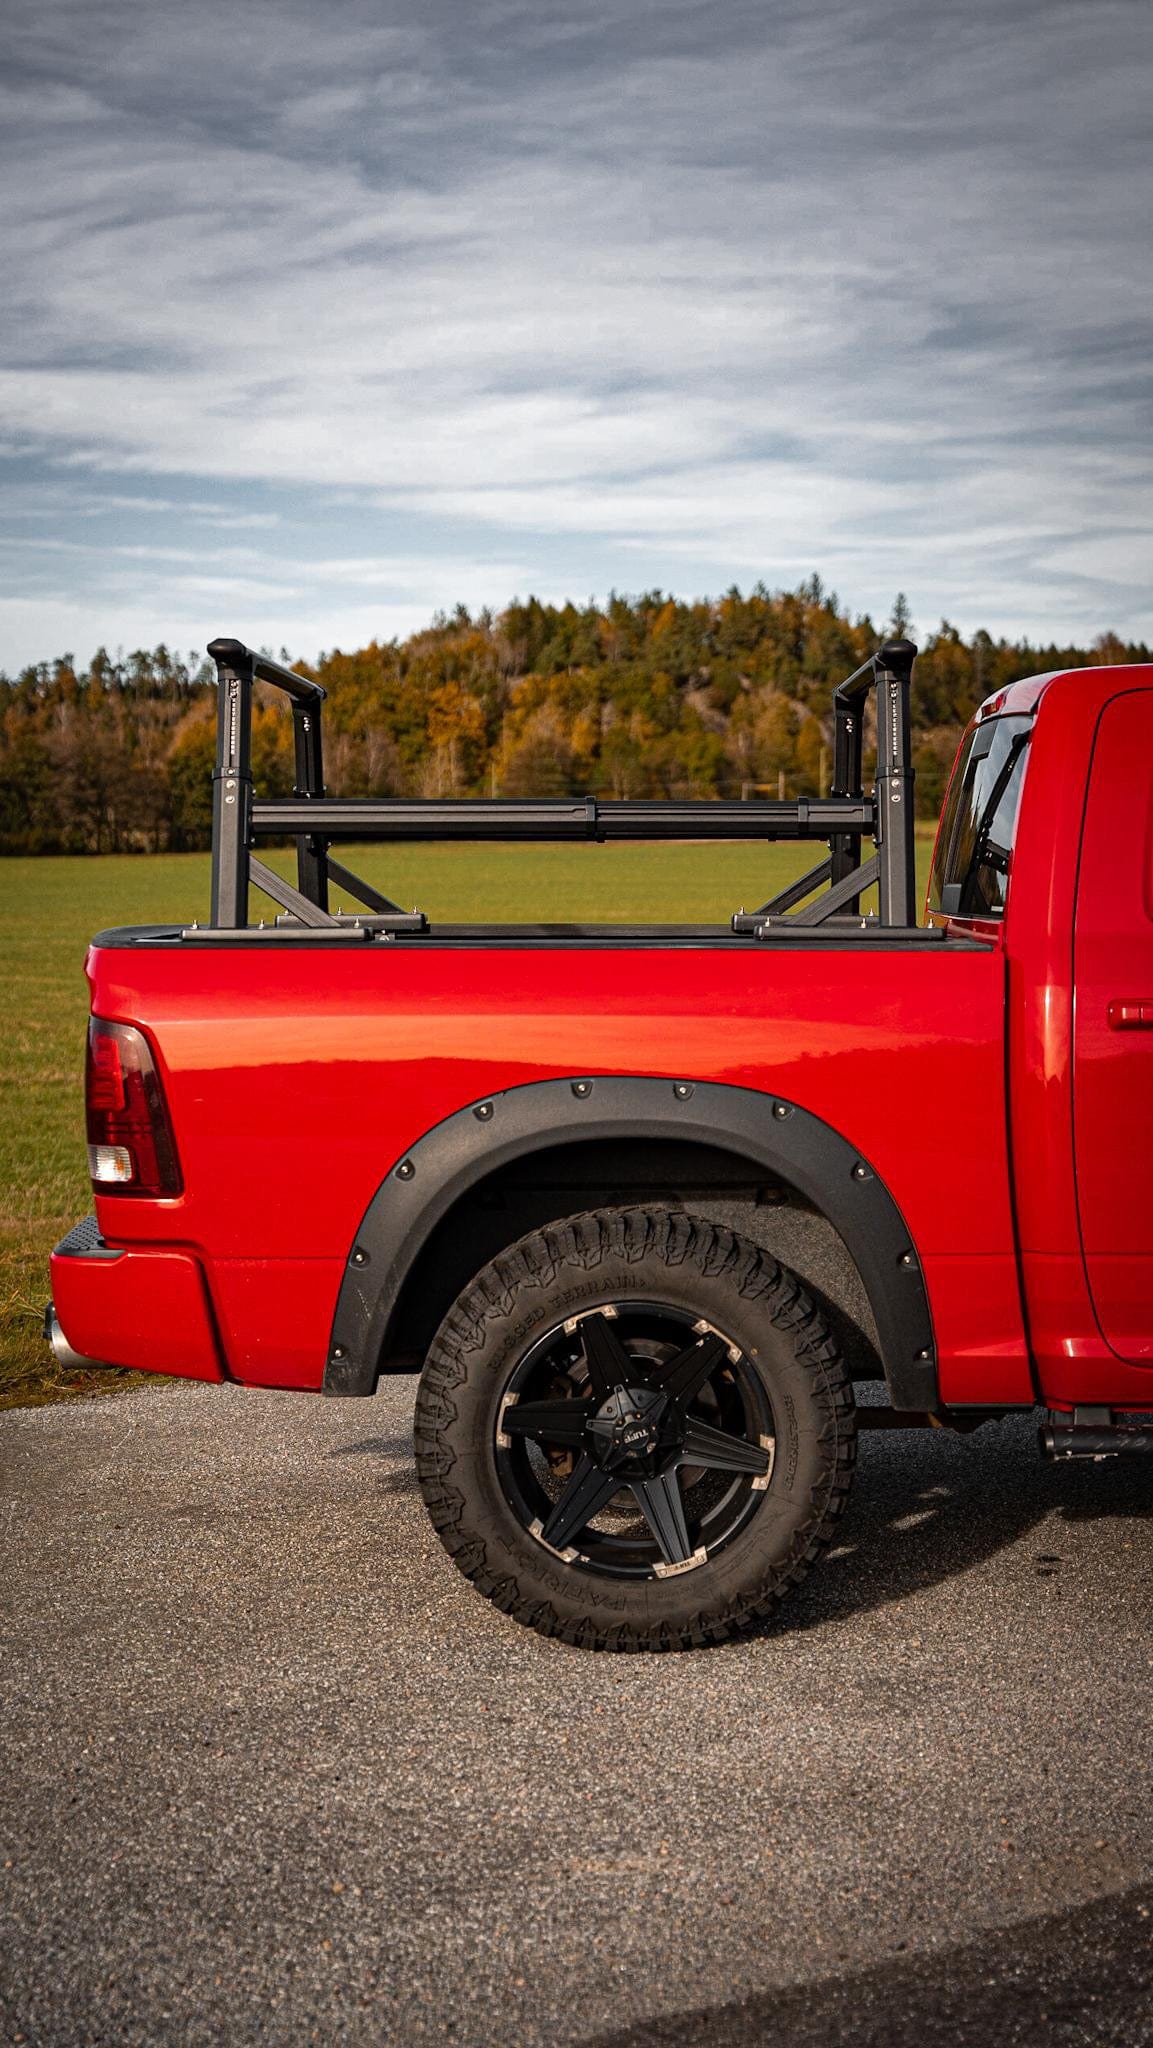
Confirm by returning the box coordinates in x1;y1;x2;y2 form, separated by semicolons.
929;664;1153;1398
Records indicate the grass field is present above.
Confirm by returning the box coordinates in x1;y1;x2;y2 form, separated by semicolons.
0;832;934;1407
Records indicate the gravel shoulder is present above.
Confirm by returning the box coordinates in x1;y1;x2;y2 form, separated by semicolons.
2;1379;1153;2046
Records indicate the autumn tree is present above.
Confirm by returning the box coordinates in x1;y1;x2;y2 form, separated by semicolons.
1;588;1148;847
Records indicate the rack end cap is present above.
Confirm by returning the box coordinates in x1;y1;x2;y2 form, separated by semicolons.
877;638;917;680
207;636;251;669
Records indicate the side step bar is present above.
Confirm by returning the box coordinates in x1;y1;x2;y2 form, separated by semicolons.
1040;1406;1153;1460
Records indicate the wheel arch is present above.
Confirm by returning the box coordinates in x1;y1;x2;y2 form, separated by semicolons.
325;1076;938;1412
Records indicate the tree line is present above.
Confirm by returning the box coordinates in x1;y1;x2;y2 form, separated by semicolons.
0;580;1146;853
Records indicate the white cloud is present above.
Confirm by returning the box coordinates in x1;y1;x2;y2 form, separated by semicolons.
0;533;538;671
0;0;1151;666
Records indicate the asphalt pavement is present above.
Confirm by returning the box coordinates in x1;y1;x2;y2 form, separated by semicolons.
3;1379;1153;2046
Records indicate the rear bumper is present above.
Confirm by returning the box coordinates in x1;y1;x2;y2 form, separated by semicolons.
48;1216;224;1382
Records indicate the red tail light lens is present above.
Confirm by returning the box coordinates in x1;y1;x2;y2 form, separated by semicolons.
85;1019;182;1197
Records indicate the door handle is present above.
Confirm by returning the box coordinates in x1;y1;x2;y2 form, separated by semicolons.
1108;1000;1153;1030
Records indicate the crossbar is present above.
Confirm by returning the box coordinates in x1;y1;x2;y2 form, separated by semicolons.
249;796;875;843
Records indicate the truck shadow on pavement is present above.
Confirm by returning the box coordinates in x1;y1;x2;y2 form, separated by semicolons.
580;1878;1153;2047
328;1434;415;1460
324;1415;1153;1630
761;1416;1153;1636
327;1433;421;1493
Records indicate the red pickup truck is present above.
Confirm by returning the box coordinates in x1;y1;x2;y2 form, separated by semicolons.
45;638;1153;1651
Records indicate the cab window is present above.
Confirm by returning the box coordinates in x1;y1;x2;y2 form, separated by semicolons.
928;715;1032;919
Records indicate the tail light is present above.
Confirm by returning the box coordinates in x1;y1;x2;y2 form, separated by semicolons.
86;1019;182;1197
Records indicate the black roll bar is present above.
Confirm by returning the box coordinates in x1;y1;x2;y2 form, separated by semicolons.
201;634;919;938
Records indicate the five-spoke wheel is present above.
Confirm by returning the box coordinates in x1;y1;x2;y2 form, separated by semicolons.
496;1302;773;1577
415;1207;856;1651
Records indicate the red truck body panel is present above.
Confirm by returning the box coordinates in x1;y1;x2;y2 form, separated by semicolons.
79;937;1026;1403
48;659;1153;1418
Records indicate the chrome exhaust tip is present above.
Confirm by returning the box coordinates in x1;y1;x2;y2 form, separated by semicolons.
42;1301;111;1374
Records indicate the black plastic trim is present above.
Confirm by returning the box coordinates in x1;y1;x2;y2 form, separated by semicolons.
324;1077;938;1411
52;1215;123;1261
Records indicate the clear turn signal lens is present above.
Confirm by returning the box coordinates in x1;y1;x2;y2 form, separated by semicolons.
87;1143;134;1183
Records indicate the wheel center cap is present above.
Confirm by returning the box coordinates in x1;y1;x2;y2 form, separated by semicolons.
588;1385;669;1468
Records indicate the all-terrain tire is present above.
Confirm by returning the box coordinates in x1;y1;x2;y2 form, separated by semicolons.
414;1206;856;1651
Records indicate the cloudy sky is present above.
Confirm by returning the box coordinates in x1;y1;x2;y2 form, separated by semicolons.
2;0;1151;671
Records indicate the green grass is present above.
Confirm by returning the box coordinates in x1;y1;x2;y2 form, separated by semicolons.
0;833;934;1407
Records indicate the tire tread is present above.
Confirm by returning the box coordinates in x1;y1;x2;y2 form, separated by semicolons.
414;1206;855;1652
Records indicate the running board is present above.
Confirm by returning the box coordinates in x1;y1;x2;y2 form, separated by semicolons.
1039;1407;1153;1460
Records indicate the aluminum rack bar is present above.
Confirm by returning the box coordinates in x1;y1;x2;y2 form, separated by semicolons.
732;856;833;932
325;855;408;916
767;853;880;927
207;636;328;927
250;796;876;843
206;637;325;707
206;629;918;933
249;854;339;928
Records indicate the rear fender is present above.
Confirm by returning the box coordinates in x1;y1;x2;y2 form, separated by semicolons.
324;1076;937;1412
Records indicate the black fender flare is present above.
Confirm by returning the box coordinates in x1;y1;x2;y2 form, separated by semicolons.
324;1075;937;1410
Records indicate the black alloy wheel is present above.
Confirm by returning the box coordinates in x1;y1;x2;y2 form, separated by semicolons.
496;1300;773;1579
415;1207;856;1652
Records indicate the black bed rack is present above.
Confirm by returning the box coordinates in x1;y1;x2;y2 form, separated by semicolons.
195;633;924;942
